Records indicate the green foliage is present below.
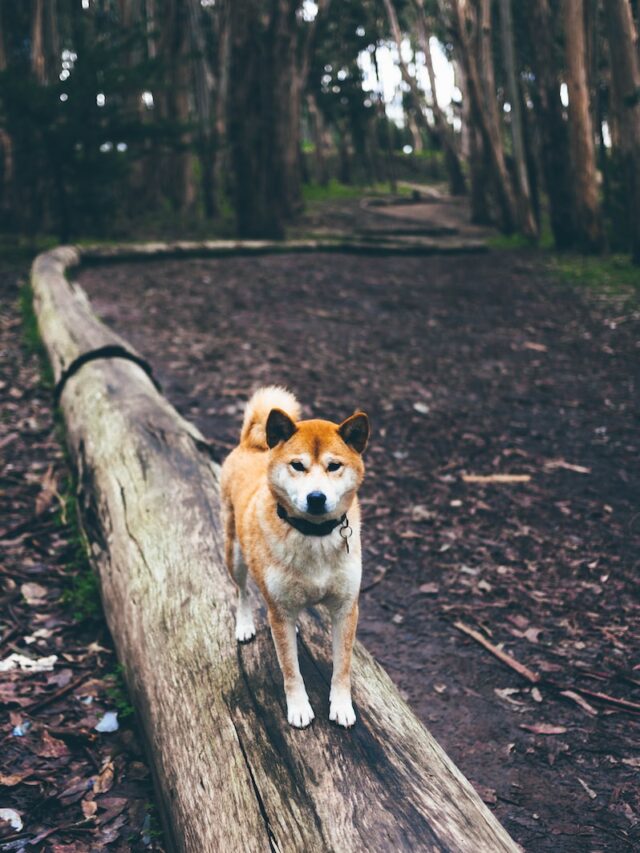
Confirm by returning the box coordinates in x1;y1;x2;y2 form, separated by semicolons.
488;213;554;251
58;485;103;622
105;665;135;720
550;254;640;300
0;5;178;242
302;179;401;203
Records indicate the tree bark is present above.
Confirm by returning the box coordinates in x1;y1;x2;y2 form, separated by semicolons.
412;0;467;194
32;244;519;853
498;0;537;237
228;0;303;237
563;0;604;251
604;0;640;263
449;0;518;232
158;0;196;214
384;0;467;195
186;0;218;219
522;0;575;248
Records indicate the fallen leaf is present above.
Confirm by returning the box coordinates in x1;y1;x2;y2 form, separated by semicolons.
0;770;34;786
520;723;568;735
93;760;115;794
35;464;59;515
523;341;548;352
418;582;439;595
81;799;98;818
577;777;597;800
474;783;497;805
560;690;598;716
544;459;591;475
20;581;48;605
413;402;430;414
32;730;71;758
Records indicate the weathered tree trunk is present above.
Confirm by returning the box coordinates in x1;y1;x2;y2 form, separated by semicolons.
159;0;196;213
384;0;467;195
228;0;302;237
563;0;604;251
498;0;537;238
604;0;640;264
523;0;575;248
449;0;518;232
32;244;518;853
307;93;330;186
186;0;218;219
412;0;467;195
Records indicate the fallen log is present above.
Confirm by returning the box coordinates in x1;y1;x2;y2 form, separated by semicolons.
32;246;518;852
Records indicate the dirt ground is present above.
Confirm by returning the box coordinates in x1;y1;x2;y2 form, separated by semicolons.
79;240;640;852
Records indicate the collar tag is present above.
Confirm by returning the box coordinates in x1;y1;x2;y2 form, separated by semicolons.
339;516;353;553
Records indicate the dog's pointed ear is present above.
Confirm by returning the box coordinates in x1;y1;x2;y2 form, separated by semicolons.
339;411;370;454
266;408;297;448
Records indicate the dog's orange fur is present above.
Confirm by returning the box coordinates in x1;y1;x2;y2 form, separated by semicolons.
220;386;369;728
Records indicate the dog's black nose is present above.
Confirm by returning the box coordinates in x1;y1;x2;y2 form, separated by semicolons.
306;491;327;514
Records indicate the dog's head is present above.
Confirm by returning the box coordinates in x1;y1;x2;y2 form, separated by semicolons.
266;409;369;520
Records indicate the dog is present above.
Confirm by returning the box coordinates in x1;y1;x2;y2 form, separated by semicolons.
220;386;369;728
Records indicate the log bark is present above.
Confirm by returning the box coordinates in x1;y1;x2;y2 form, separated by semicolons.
32;245;516;853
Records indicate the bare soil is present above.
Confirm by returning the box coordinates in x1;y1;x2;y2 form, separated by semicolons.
78;242;640;852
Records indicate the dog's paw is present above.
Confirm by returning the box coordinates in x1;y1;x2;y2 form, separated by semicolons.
329;695;356;728
287;695;315;728
235;619;256;643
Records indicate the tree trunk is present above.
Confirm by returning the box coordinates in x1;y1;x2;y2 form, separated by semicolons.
604;0;640;264
498;0;537;237
412;0;467;195
159;0;196;214
32;244;520;853
563;0;604;251
523;0;576;248
307;93;330;186
228;0;302;237
186;0;218;219
449;0;518;233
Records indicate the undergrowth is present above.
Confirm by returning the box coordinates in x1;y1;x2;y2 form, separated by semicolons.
105;664;135;719
550;253;640;301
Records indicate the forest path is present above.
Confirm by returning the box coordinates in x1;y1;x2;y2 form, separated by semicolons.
289;185;493;251
80;239;639;853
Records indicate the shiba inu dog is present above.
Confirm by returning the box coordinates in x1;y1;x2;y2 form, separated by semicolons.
220;386;369;728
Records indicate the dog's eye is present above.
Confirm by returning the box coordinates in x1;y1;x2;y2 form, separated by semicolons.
290;461;306;472
327;461;342;472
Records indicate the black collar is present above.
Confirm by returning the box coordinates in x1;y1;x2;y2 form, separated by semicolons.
277;503;346;537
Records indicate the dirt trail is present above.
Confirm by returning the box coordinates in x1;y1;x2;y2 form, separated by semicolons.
79;205;640;851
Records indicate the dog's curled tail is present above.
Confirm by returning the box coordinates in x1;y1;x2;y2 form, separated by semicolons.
240;386;301;450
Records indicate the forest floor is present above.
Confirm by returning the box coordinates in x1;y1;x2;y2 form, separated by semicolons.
2;190;639;852
0;260;165;851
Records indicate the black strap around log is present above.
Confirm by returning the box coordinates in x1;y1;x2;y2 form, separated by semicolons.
53;345;161;406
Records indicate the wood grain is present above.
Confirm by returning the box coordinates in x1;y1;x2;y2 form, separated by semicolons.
32;245;519;853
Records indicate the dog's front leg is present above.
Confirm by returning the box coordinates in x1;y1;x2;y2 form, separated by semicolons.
329;600;358;727
268;607;314;728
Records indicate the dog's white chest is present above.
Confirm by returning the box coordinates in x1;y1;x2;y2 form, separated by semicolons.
264;536;360;612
